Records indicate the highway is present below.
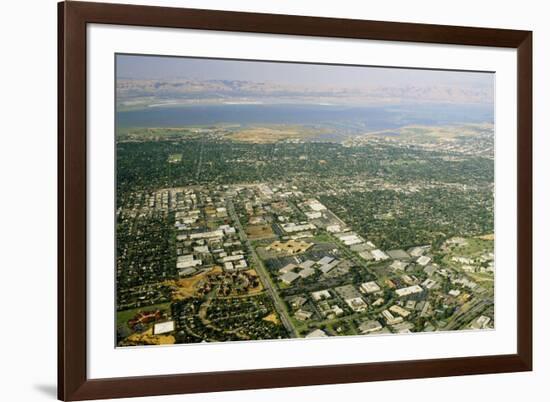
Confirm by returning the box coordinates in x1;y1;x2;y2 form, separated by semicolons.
443;296;492;330
226;199;298;338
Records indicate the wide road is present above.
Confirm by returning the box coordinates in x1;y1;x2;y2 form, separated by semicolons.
226;199;298;338
443;297;492;330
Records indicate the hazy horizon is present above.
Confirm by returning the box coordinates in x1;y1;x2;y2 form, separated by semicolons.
116;54;494;92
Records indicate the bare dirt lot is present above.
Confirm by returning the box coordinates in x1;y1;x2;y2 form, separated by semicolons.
226;125;321;143
262;313;280;324
124;328;176;346
246;224;275;240
165;266;222;300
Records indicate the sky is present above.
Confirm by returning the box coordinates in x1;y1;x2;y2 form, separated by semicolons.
116;54;494;90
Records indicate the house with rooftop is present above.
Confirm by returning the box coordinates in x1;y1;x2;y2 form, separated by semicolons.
390;260;408;271
381;309;403;325
417;255;432;266
360;281;381;294
295;309;313;321
299;267;315;278
280;271;300;285
389;305;411;318
395;285;424;297
387;249;410;260
345;297;368;312
305;329;328;338
372;249;390;261
311;289;332;301
408;245;430;257
359;320;383;334
279;263;297;275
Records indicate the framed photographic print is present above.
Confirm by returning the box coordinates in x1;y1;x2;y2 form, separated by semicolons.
58;1;532;400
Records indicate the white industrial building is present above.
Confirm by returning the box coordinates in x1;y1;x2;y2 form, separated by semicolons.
395;285;423;297
360;281;381;294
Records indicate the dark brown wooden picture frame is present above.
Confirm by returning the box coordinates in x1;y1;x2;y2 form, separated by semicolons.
58;1;532;400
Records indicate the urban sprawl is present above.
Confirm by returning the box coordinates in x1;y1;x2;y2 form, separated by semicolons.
116;123;495;346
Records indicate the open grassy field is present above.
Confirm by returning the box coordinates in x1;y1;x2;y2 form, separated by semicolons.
245;224;275;240
440;237;494;286
477;233;495;240
116;302;172;333
226;125;322;143
364;123;493;142
447;237;493;256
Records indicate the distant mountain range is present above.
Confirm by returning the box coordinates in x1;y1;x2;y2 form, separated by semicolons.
116;78;493;109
